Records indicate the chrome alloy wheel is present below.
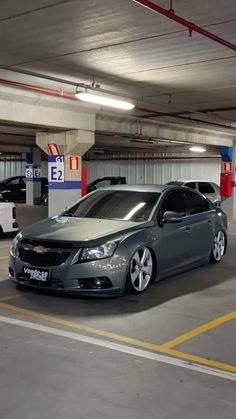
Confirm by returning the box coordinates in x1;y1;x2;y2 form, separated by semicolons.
213;231;225;262
130;247;153;292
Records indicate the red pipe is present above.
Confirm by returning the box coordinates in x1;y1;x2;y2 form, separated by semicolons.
0;77;235;131
0;78;76;100
133;0;236;51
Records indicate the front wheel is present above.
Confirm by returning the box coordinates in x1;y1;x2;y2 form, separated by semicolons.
125;247;155;294
210;231;226;263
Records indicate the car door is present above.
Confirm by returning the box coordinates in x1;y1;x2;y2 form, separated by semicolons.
184;189;215;262
1;177;21;202
157;190;194;275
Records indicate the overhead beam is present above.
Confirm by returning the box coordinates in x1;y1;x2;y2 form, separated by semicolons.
96;114;234;147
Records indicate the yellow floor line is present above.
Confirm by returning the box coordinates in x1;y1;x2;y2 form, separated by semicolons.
0;302;164;351
0;294;22;302
162;347;236;374
161;310;236;350
0;301;235;374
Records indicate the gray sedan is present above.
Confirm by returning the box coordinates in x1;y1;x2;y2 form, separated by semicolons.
9;185;227;296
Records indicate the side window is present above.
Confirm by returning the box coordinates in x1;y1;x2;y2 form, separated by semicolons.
184;182;196;190
186;190;210;215
160;191;186;217
198;182;215;194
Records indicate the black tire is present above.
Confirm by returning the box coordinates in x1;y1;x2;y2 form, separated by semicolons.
125;246;155;294
41;193;48;204
210;230;226;264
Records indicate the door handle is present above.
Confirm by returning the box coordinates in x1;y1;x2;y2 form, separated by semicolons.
207;220;212;225
185;226;191;233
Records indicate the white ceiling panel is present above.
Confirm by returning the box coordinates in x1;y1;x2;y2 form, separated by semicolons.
0;0;235;134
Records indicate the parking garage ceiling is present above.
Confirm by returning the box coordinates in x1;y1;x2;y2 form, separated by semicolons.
0;0;235;155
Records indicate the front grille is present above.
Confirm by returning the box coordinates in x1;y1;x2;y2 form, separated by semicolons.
19;248;70;267
21;238;74;249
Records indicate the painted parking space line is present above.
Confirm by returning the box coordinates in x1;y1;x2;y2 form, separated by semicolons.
161;310;236;350
0;302;163;351
0;294;22;302
0;256;8;260
0;315;235;382
0;302;236;374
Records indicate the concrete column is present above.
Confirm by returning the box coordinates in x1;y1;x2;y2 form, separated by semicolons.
36;130;94;217
26;147;42;206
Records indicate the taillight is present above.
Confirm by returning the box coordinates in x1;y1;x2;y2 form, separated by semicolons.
13;207;16;220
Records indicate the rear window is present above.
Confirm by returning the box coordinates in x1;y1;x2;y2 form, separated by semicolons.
198;182;215;194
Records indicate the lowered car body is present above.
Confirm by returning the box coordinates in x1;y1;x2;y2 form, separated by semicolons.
9;185;227;296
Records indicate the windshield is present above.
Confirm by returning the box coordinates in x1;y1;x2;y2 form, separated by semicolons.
0;178;12;185
63;190;160;222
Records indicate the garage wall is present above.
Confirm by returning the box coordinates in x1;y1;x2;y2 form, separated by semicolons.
0;157;221;186
0;159;26;180
85;156;221;186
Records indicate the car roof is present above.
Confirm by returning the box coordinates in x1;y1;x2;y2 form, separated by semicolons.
168;180;215;183
100;184;180;193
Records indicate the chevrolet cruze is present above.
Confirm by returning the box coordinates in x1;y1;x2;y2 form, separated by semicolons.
9;185;227;296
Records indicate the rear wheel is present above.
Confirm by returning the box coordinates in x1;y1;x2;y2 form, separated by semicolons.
125;247;154;294
0;225;3;239
210;230;225;263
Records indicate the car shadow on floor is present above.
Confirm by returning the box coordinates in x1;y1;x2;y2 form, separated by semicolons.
1;259;236;318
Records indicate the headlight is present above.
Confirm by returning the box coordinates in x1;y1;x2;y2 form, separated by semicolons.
10;231;23;257
71;241;117;264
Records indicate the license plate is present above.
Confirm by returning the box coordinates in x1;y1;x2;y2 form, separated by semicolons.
23;266;51;282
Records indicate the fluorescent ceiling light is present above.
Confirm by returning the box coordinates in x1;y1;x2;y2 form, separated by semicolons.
189;146;206;153
75;92;135;110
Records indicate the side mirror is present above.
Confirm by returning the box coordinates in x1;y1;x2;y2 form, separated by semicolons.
163;211;183;223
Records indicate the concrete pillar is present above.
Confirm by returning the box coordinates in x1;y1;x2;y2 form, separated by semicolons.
36;130;94;217
26;147;42;206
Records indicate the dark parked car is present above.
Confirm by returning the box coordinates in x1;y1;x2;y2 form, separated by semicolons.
0;176;48;203
10;185;227;296
87;176;126;193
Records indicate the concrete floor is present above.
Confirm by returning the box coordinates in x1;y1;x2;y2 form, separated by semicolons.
0;228;236;419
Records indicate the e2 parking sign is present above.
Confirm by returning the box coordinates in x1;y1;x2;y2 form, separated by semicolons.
48;155;64;183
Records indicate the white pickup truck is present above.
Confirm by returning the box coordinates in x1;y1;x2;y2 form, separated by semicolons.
0;202;18;237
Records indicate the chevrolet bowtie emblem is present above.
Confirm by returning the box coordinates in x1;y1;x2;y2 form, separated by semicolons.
33;245;47;254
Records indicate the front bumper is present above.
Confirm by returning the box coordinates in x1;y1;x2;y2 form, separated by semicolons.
9;249;128;297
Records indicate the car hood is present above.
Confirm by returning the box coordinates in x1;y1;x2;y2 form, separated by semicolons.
22;216;149;245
